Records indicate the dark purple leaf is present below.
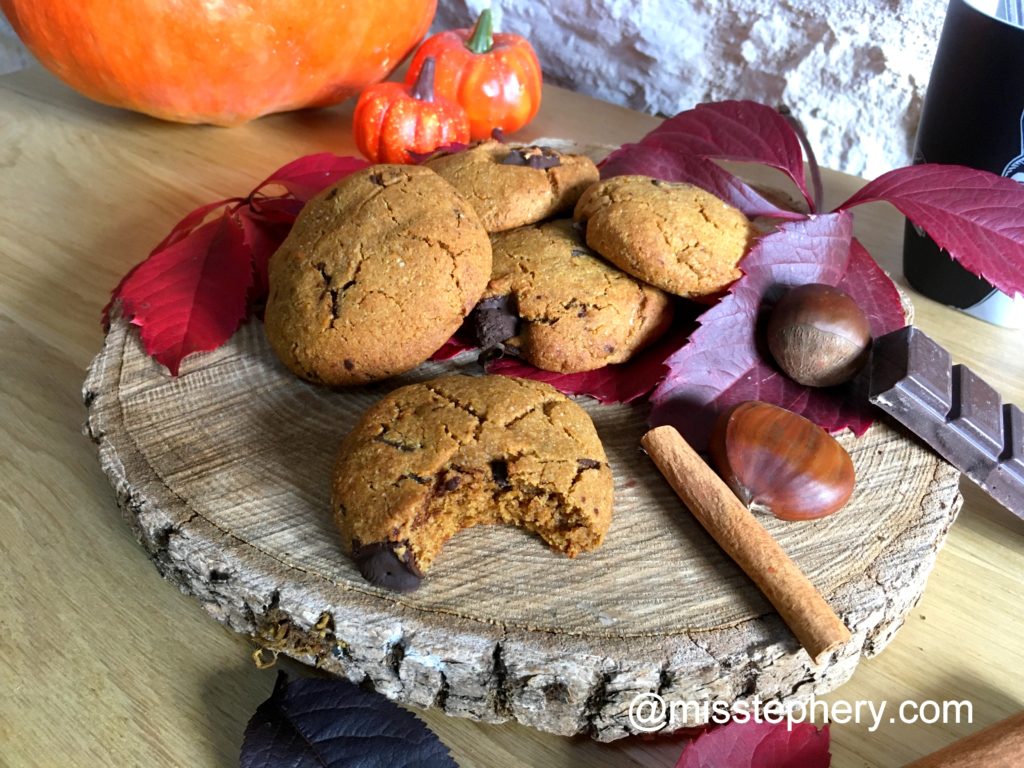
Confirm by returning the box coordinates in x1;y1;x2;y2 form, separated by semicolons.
838;238;907;338
599;145;803;220
838;163;1024;298
674;720;830;768
241;672;456;768
648;212;895;449
641;101;811;208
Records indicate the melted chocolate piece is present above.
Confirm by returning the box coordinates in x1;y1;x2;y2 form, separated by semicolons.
473;295;521;352
500;146;562;169
490;459;511;490
869;326;1024;519
577;458;602;470
351;542;422;592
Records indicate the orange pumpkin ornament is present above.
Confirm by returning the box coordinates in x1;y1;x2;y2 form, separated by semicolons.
405;8;542;140
353;58;471;164
0;0;437;125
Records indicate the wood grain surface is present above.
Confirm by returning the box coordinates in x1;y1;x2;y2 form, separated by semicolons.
2;67;1023;767
83;305;959;739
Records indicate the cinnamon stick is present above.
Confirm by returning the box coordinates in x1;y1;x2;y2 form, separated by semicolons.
903;712;1024;767
641;425;851;665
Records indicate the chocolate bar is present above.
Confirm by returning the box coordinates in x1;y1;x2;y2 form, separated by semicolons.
869;325;1024;519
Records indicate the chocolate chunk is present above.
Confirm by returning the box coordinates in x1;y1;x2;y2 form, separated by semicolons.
490;459;511;490
473;295;521;351
869;326;1024;519
577;458;602;470
500;146;562;169
351;542;422;592
442;475;462;493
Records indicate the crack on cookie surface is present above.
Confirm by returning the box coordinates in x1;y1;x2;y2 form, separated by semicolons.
484;220;673;372
263;165;491;385
573;175;754;297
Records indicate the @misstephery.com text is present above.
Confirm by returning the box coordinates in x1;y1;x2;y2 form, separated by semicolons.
627;692;973;734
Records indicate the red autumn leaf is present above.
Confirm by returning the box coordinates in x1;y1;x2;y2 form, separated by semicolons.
638;101;812;208
252;153;370;202
648;212;904;450
102;197;242;327
237;206;295;308
674;720;830;768
116;210;253;375
108;153;369;373
428;319;478;361
152;197;242;253
837;237;907;338
486;315;699;404
599;145;803;221
838;163;1024;298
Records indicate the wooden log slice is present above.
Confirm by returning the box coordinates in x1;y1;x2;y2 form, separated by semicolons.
83;142;962;741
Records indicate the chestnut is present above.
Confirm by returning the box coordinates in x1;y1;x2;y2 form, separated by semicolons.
709;401;855;521
766;283;871;387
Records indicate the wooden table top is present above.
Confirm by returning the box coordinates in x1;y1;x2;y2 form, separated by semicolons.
1;66;1021;768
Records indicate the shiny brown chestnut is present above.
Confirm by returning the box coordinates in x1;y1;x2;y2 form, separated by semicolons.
767;283;871;387
709;401;855;521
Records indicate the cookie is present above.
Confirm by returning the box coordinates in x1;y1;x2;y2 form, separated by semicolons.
426;140;599;232
264;165;491;386
480;220;674;372
331;374;613;590
573;175;756;297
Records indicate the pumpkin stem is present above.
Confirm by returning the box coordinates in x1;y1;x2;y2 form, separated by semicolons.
412;57;436;102
466;8;494;54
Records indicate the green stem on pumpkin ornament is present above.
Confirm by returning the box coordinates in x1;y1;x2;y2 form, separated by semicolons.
412;57;436;102
466;8;494;54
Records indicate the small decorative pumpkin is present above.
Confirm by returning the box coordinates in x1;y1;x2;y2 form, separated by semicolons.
0;0;437;125
405;8;542;140
353;58;470;164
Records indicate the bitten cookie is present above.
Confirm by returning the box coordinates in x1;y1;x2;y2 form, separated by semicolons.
264;165;491;385
331;374;614;591
426;140;599;232
574;175;756;298
480;220;674;372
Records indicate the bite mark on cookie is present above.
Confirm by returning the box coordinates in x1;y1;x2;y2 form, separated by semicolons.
331;375;613;590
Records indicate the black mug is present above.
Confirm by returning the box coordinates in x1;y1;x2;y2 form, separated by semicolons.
903;0;1024;328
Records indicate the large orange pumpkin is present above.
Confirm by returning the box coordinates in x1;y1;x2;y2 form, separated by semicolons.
0;0;437;125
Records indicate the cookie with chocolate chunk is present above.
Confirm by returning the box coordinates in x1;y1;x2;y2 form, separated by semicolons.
574;175;756;298
331;374;613;591
264;164;491;386
480;220;674;372
426;140;599;232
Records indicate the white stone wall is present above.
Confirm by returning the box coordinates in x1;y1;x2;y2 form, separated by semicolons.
434;0;946;178
1;2;944;176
